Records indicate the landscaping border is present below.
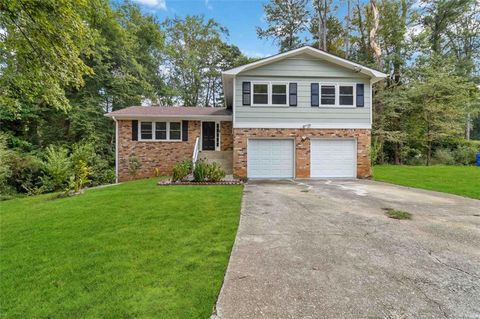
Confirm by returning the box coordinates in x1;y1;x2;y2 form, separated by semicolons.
158;180;243;186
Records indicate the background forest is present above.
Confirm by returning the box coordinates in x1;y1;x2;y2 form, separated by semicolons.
0;0;479;198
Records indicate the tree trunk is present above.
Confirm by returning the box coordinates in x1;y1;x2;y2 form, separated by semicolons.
345;0;350;58
394;143;401;164
369;0;382;68
322;0;327;50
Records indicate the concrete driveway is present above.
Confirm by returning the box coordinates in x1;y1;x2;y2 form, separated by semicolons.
214;180;480;319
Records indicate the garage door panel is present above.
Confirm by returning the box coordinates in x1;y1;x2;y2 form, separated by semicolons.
248;139;294;179
311;139;356;178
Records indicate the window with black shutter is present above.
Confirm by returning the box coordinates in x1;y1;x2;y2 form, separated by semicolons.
356;83;365;107
289;83;297;106
242;81;251;106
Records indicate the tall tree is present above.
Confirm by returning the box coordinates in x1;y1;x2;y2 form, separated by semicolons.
256;0;309;52
0;0;94;112
310;15;346;56
163;15;227;106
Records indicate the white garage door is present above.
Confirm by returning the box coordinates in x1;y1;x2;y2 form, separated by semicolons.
248;139;294;179
310;139;356;178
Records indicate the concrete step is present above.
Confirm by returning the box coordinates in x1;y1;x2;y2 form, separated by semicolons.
198;151;233;174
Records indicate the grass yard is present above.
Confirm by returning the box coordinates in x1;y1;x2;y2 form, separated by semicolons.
373;165;480;200
0;179;243;318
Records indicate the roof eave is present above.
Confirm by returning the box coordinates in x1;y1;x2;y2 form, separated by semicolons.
104;113;233;121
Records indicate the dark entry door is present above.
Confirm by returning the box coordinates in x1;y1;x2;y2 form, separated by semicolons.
202;122;215;150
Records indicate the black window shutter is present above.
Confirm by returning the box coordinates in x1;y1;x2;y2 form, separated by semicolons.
356;83;365;107
242;81;251;106
311;83;319;107
182;120;188;141
289;83;297;107
132;120;138;141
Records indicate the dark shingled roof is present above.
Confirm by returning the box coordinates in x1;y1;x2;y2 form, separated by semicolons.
105;106;232;118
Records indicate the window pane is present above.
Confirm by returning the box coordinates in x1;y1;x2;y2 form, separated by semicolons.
170;130;181;140
253;84;268;94
253;94;268;104
340;86;353;95
272;84;286;94
272;94;287;104
321;86;336;105
155;122;166;130
321;97;336;105
140;122;152;140
339;85;354;105
170;122;180;130
340;96;354;105
169;122;181;140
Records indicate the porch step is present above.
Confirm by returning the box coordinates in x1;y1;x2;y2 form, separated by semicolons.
198;151;233;174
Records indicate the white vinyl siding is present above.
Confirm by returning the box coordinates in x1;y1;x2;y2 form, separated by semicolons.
310;139;356;178
247;139;294;178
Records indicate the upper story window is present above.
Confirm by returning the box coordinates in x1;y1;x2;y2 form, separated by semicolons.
251;82;289;106
320;85;336;105
272;84;287;105
140;121;181;141
253;83;268;105
316;83;356;107
339;85;354;106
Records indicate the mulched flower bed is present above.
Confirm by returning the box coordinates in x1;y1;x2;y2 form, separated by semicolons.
158;179;243;186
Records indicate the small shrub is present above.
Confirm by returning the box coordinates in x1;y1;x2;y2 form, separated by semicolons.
172;160;192;182
206;162;225;182
193;160;208;182
128;156;141;178
41;145;72;192
433;148;455;165
67;160;92;194
401;146;424;165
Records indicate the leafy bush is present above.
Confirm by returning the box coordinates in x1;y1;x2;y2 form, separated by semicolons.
433;148;455;165
41;146;72;192
206;162;225;182
453;145;477;165
401;146;424;165
193;160;208;182
172;160;192;182
0;134;12;195
193;160;225;182
128;156;141;178
67;160;92;194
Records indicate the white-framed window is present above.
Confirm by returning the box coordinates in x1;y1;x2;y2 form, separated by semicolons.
140;122;153;140
339;85;355;106
320;85;336;105
318;83;356;107
251;82;289;106
139;121;182;141
253;83;269;105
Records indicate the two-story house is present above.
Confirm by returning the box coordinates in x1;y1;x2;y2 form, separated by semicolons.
106;46;387;182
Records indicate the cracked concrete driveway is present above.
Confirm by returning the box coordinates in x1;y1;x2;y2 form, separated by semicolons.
214;180;480;319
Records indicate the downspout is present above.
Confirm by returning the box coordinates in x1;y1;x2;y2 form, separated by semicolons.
112;116;119;184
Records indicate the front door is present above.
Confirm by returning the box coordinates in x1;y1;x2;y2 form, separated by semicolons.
202;122;215;150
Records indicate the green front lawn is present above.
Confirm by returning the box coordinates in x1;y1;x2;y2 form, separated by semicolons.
373;165;480;200
0;179;243;318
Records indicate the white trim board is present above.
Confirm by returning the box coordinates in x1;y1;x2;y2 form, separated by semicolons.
235;122;372;129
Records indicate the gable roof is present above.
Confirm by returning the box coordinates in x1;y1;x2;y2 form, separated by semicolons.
222;46;387;81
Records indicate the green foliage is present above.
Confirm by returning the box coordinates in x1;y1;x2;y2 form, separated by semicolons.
433;148;456;165
256;0;309;52
384;208;412;220
128;156;141;178
41;146;72;192
67;160;92;194
172;160;192;182
193;160;209;182
193;160;226;182
0;134;12;195
205;162;226;182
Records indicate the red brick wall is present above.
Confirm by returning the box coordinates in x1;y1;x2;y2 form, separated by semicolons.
117;120;201;181
233;128;371;179
220;121;233;151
